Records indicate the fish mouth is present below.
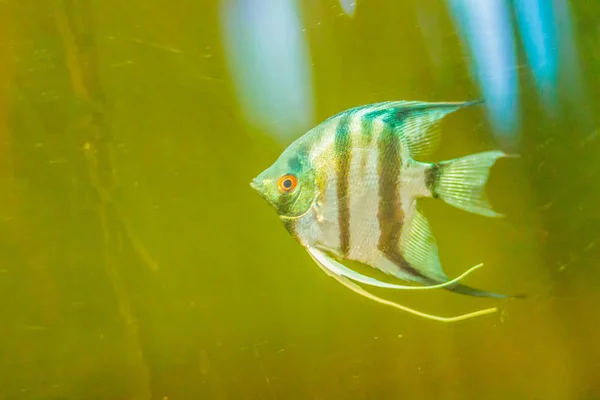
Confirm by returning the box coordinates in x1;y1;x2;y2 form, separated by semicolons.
250;178;267;200
250;177;275;207
249;178;261;192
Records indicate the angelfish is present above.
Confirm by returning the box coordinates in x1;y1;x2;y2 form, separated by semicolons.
251;100;512;322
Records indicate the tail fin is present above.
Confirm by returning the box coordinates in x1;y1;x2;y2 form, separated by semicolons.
415;273;513;299
443;282;509;298
443;281;527;299
429;150;506;218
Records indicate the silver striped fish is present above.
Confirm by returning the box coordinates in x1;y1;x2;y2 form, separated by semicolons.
251;100;516;322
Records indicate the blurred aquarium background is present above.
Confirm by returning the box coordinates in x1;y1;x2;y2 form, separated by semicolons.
0;0;599;399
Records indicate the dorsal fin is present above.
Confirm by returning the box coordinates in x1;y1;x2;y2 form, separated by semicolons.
362;100;483;158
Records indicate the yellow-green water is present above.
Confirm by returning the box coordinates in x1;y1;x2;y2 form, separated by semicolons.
0;1;599;399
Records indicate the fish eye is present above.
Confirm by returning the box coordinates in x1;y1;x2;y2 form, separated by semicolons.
277;174;297;193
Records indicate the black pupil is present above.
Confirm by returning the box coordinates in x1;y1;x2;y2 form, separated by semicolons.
283;178;293;189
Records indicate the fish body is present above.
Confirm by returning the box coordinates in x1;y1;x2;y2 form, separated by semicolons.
251;100;512;321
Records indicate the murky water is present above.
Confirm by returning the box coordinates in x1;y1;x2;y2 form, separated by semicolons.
0;1;599;399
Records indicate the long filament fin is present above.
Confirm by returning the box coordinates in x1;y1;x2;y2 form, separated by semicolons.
308;247;484;291
307;247;498;323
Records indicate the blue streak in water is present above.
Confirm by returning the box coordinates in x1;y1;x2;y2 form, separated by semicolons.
513;0;559;111
339;0;356;16
220;0;314;142
447;0;520;146
551;0;592;130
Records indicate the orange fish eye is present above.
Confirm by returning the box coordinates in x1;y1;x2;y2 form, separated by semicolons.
278;174;297;193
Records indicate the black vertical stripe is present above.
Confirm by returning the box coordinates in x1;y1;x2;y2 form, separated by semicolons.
334;114;352;257
377;121;432;280
361;115;375;147
282;218;297;239
425;162;441;198
359;116;373;173
377;124;403;252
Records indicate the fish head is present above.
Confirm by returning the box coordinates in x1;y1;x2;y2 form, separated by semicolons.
251;145;317;219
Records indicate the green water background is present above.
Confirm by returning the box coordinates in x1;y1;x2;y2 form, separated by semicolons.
0;1;599;399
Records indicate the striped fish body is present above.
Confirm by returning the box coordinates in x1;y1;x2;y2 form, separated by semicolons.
291;104;437;283
252;100;509;298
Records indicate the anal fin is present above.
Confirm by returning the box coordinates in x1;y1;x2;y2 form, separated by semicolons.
398;203;509;298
